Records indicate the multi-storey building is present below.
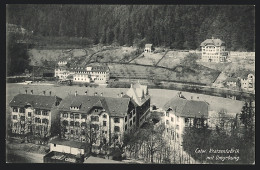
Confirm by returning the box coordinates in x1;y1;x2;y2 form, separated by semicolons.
240;73;255;92
9;93;62;137
123;82;151;128
69;64;109;84
58;93;136;152
200;37;229;63
55;63;110;84
162;93;209;143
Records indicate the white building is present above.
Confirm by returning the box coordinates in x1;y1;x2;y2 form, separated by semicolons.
240;73;255;92
162;93;209;143
144;44;153;53
200;37;228;63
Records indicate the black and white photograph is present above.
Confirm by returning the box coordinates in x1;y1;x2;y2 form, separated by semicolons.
6;4;255;164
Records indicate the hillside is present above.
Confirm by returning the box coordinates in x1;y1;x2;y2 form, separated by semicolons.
7;5;255;51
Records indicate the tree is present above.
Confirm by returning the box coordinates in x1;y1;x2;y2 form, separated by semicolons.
240;100;255;132
7;32;31;76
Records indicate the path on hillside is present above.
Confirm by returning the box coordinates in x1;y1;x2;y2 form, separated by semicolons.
154;50;169;66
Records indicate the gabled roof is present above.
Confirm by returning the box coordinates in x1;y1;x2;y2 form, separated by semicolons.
58;95;130;117
9;94;61;110
145;44;153;48
200;38;225;47
225;77;237;82
126;82;150;106
163;96;209;118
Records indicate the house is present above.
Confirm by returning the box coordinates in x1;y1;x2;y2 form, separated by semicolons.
58;59;68;66
144;44;154;53
200;37;229;63
240;72;255;92
225;77;237;87
55;66;69;80
9;93;62;137
162;92;209;143
123;82;151;128
57;92;136;153
70;64;109;84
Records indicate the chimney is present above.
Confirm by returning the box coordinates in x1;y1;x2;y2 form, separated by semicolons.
75;91;77;96
100;92;103;96
43;91;46;95
94;92;97;96
191;96;193;100
197;96;199;99
120;92;124;97
31;90;33;95
49;91;52;96
85;91;87;95
25;89;27;94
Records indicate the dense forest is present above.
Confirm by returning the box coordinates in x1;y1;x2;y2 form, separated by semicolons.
7;5;255;51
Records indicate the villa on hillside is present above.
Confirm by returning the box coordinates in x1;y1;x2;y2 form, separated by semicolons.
200;37;229;63
239;72;255;92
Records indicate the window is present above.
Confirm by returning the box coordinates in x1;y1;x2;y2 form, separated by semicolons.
28;112;32;117
71;130;74;134
54;144;56;147
166;112;169;117
133;109;135;115
114;126;120;132
63;113;68;118
75;122;80;127
75;114;80;119
82;114;87;119
20;116;25;121
114;118;120;123
166;120;169;125
91;116;99;122
70;113;74;119
103;121;107;127
177;116;179;122
13;115;17;120
133;116;136;123
125;116;127;122
42;119;49;124
167;128;168;132
13;107;18;112
70;121;74;126
129;112;132;118
19;108;25;113
35;118;41;123
125;125;127;130
103;114;107;119
35;110;41;115
81;122;86;127
171;117;173;122
42;110;48;116
95;109;98;112
130;120;132;126
176;125;179;130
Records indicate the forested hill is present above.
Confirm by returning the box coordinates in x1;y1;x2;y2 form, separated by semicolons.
7;5;255;51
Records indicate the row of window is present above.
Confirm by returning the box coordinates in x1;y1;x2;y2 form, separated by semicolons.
13;108;49;116
13;116;49;124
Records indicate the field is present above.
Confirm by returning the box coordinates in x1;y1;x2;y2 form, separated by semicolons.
130;52;164;66
6;83;244;114
156;51;190;69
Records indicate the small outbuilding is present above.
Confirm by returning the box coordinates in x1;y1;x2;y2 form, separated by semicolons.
144;44;154;53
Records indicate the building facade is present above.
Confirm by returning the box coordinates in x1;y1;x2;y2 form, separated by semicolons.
200;37;229;63
240;73;255;92
144;44;153;53
9;93;62;137
162;93;209;143
55;63;110;84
